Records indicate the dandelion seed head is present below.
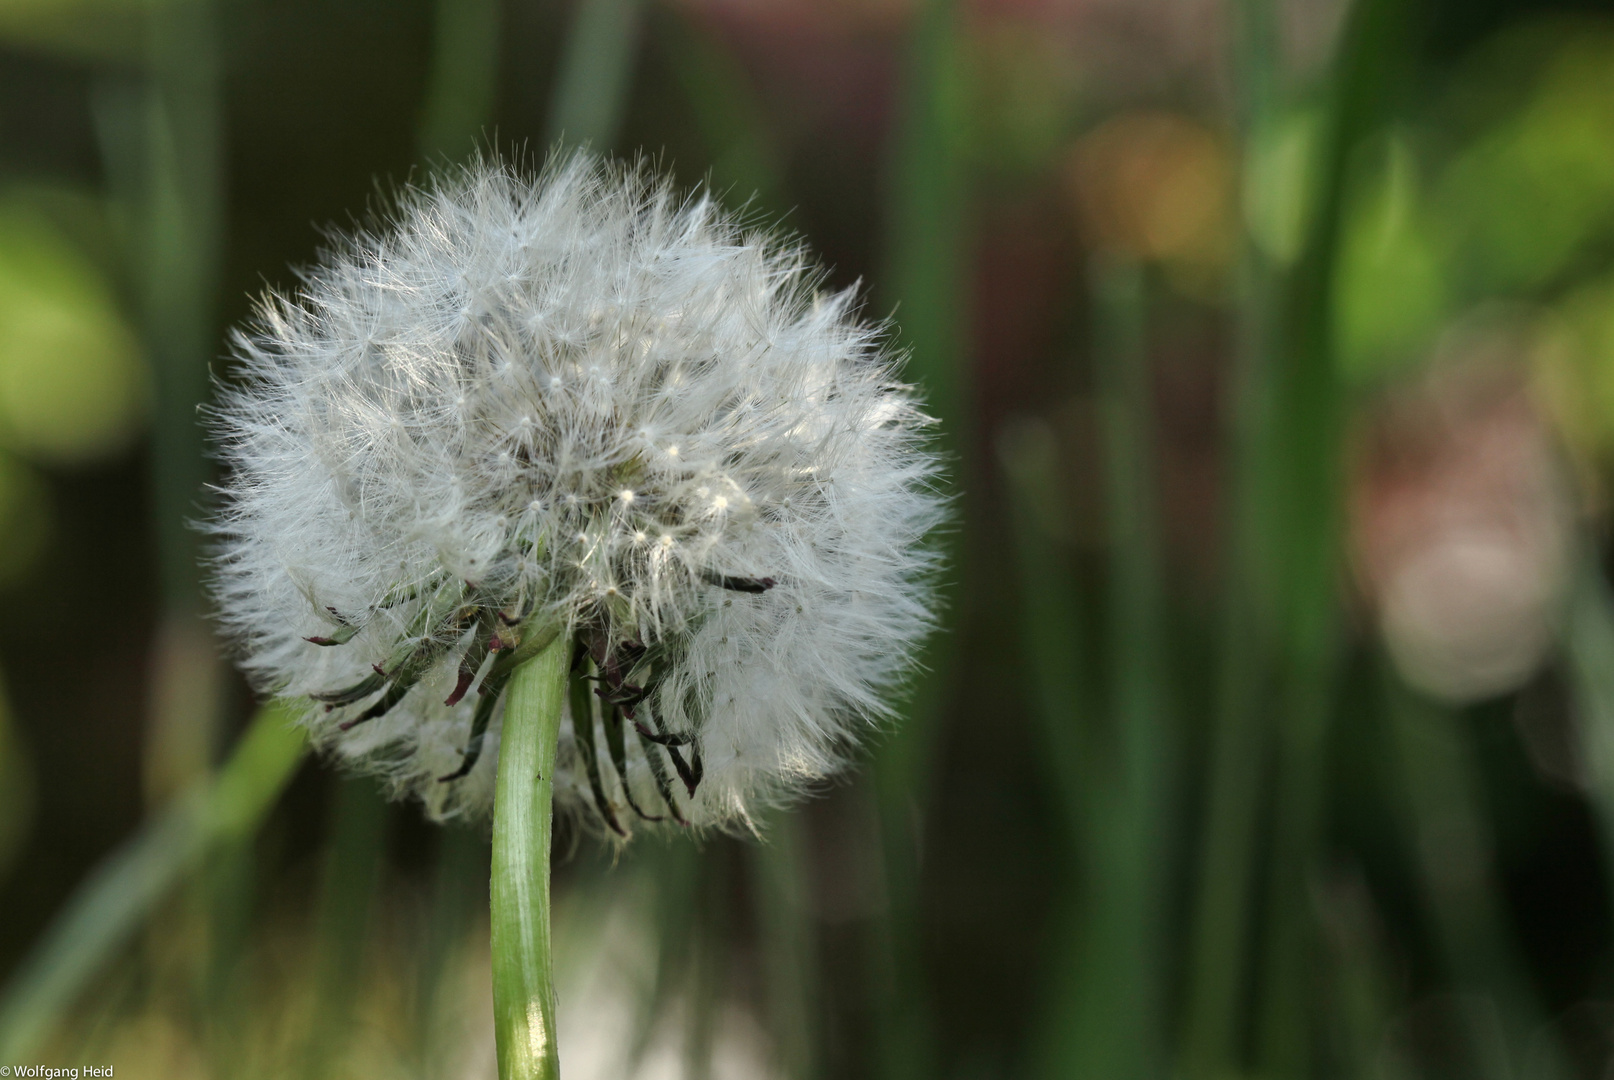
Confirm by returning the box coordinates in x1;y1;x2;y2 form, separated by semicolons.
208;154;944;830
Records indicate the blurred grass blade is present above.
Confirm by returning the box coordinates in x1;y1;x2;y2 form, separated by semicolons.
751;814;819;1080
414;825;487;1070
998;418;1090;822
419;0;502;163
663;13;783;212
1252;0;1424;1067
630;839;700;1071
1564;548;1614;911
999;418;1098;1080
884;0;967;440
0;667;35;883
1315;869;1417;1080
0;703;306;1061
92;0;228;813
545;0;643;152
1184;0;1416;1069
870;0;969;1074
683;845;726;1080
301;776;389;1079
1561;552;1614;1080
136;0;223;618
93;13;229;967
1384;675;1568;1080
1022;258;1171;1078
1180;0;1286;1061
1087;255;1173;1078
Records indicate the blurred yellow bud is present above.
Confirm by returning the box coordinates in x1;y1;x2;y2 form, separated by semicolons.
1066;110;1234;287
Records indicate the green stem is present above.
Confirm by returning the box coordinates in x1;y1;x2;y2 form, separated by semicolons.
491;630;571;1080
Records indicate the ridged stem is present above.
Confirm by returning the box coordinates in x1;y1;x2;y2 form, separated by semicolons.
491;631;571;1080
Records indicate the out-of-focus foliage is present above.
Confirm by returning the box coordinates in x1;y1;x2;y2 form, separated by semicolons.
0;0;143;62
965;23;1081;182
19;1;1614;1079
1333;134;1448;382
0;196;147;466
0;673;33;882
1067;109;1235;294
1539;278;1614;463
1244;107;1319;265
1439;34;1614;297
0;455;51;589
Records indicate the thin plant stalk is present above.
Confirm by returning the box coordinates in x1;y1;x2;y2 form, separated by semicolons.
1314;870;1416;1080
91;0;227;859
628;838;701;1071
138;0;229;802
413;825;487;1072
663;12;784;213
998;420;1091;814
871;0;968;1073
95;2;234;1051
1028;257;1170;1078
480;62;649;1080
545;0;643;152
751;814;820;1080
490;631;572;1080
682;845;724;1080
1565;547;1614;824
140;0;224;619
1090;255;1172;1075
998;419;1097;1078
301;776;389;1079
1558;547;1614;982
0;703;306;1062
418;0;502;164
1383;674;1568;1080
1185;0;1414;1069
883;0;967;442
1179;0;1281;1063
1253;0;1426;1068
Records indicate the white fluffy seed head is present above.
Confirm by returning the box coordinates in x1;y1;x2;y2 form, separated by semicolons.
208;154;945;832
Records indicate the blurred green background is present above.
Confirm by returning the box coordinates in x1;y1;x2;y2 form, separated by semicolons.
11;0;1614;1077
